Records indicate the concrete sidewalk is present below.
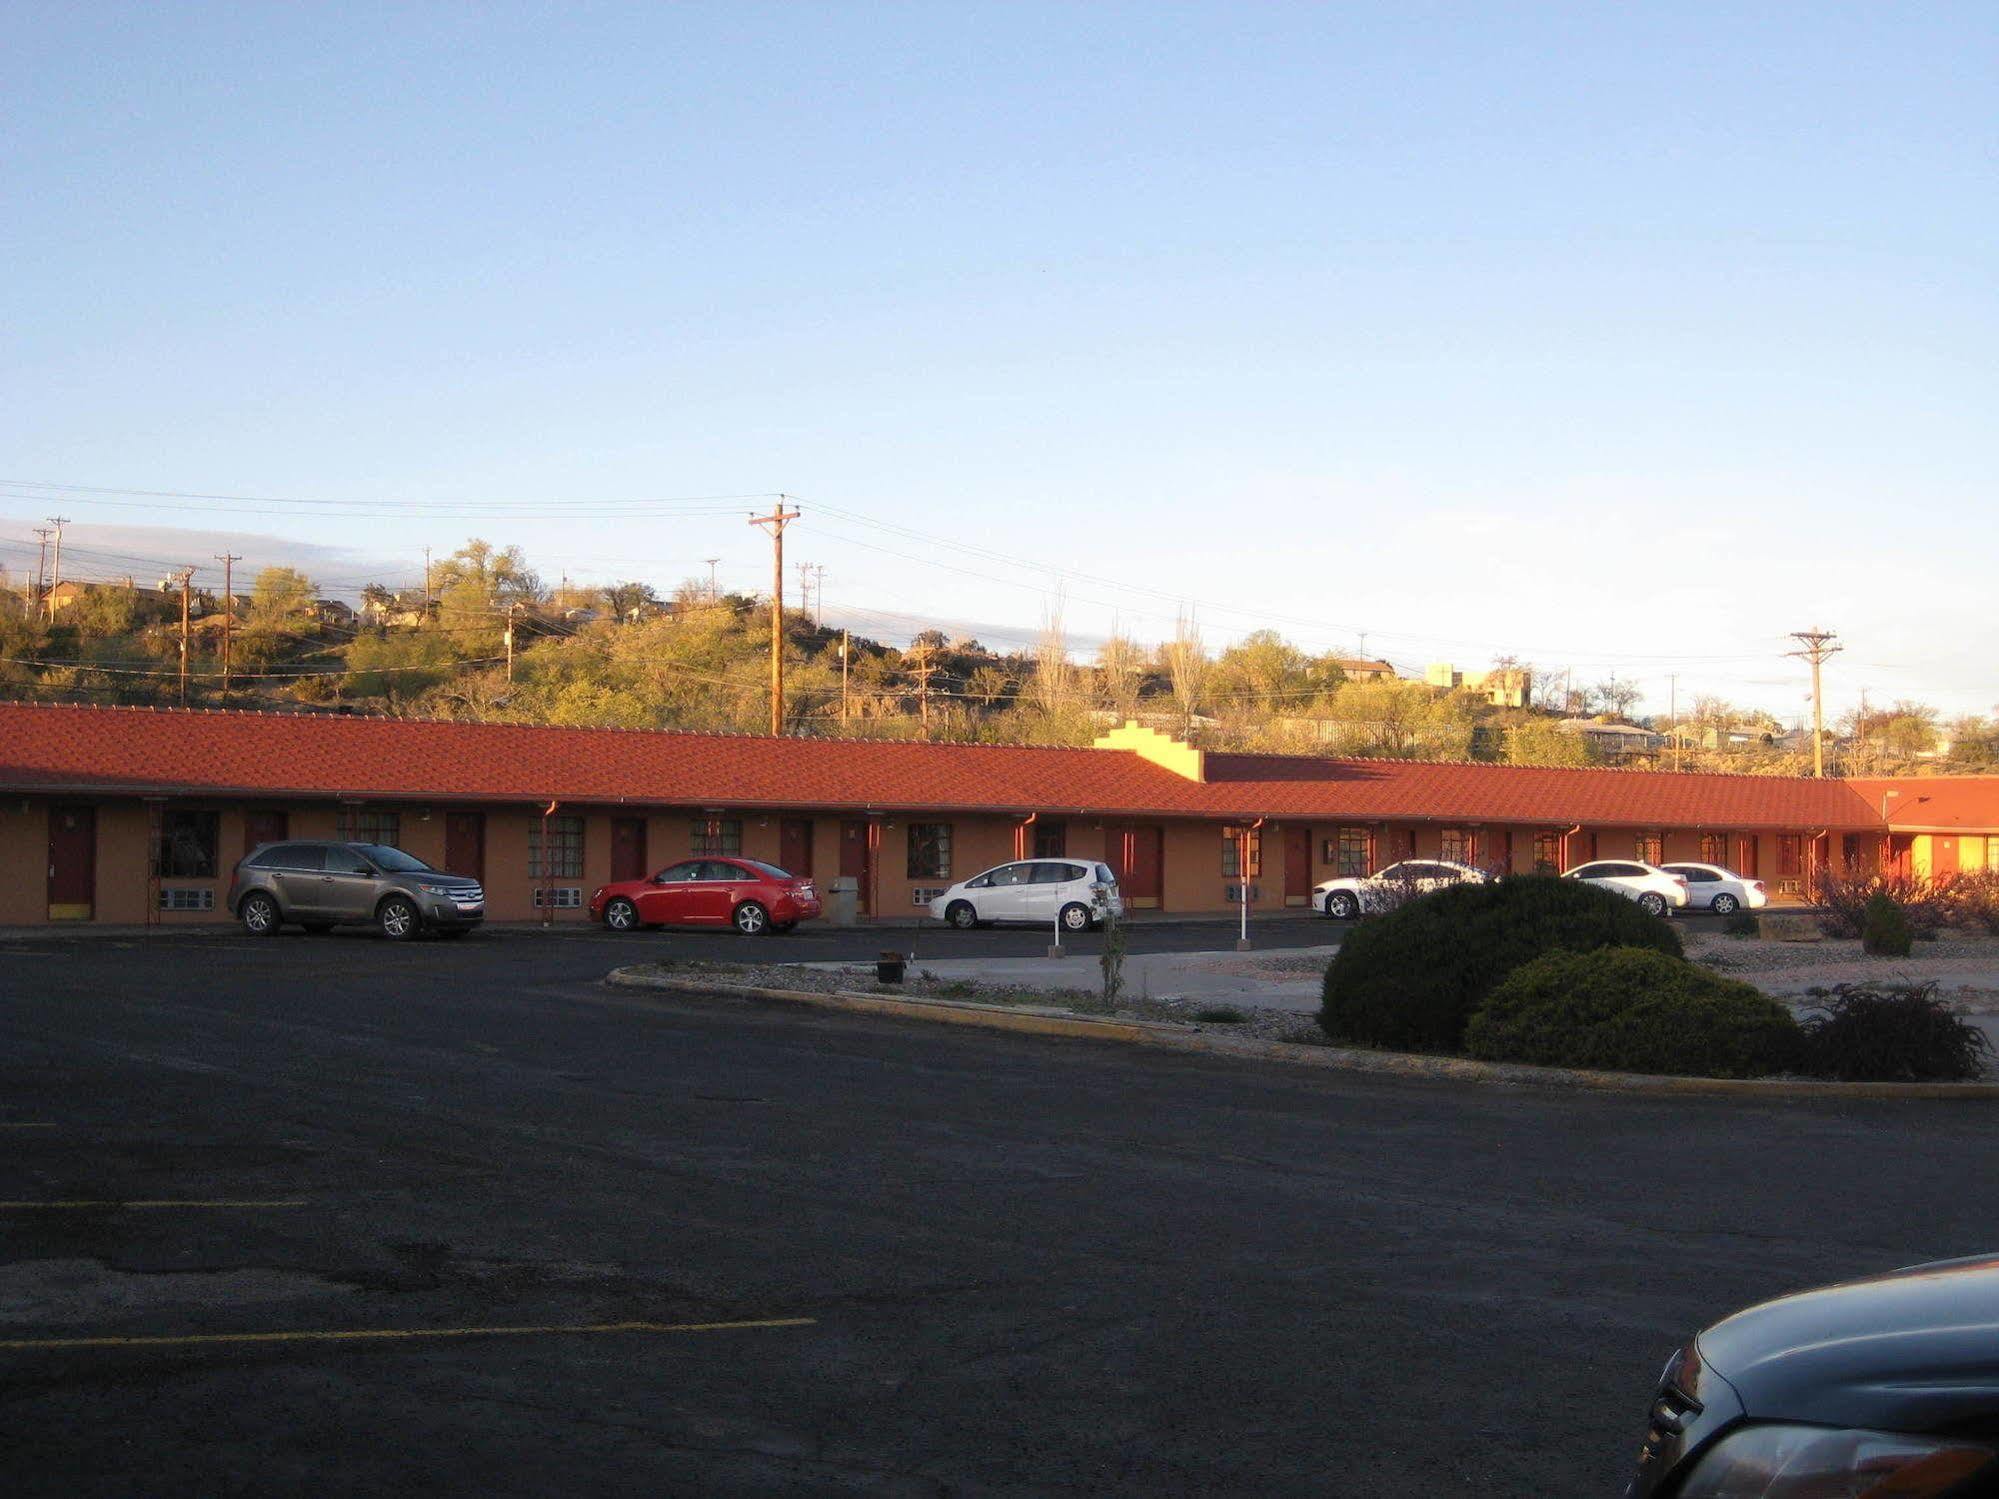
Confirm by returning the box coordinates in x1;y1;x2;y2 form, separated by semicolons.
796;945;1340;1014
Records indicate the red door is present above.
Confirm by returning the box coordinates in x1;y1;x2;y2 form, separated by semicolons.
610;817;648;883
840;820;873;914
1283;826;1312;906
1738;835;1759;878
444;812;486;881
244;810;288;856
779;818;814;877
1107;825;1164;908
48;805;96;921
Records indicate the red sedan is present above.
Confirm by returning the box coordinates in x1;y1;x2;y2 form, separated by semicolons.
588;857;821;935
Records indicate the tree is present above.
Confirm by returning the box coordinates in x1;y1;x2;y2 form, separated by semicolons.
1213;630;1310;716
1163;613;1210;733
249;567;318;627
604;581;659;621
1593;676;1642;720
1095;631;1147;719
1030;612;1075;717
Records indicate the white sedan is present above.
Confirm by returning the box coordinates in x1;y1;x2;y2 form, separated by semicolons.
1659;862;1768;916
1314;859;1486;919
1562;860;1690;917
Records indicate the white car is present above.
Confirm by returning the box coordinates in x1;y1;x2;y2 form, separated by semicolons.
929;859;1123;932
1313;859;1487;920
1563;860;1690;916
1659;862;1768;916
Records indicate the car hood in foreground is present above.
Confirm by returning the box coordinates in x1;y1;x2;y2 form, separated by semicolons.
1697;1254;1999;1437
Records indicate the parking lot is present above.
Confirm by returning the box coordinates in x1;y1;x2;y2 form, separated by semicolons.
6;924;1999;1496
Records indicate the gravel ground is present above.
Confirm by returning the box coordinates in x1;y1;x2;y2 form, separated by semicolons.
1688;932;1999;1011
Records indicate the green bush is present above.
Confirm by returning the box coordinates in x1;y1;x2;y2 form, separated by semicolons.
1799;982;1994;1082
1318;875;1682;1052
1861;891;1913;957
1465;947;1802;1078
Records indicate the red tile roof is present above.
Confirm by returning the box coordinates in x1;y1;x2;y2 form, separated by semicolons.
1849;778;1999;834
0;704;1887;829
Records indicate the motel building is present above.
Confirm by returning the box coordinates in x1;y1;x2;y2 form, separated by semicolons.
1;705;1995;928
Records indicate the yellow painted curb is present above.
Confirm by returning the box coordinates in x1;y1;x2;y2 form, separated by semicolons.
602;968;1999;1101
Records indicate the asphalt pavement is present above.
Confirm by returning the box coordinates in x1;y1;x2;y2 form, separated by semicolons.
3;923;1995;1496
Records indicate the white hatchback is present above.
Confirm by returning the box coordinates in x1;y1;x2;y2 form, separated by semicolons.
1563;860;1691;916
1659;862;1768;916
929;859;1123;933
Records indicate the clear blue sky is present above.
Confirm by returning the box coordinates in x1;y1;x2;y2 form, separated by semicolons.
3;3;1993;720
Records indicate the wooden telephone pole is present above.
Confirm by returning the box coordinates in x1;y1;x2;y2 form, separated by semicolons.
1786;628;1842;778
44;516;69;619
748;499;801;735
169;568;195;706
213;552;240;705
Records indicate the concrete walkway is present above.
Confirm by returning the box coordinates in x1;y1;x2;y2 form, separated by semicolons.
797;945;1341;1013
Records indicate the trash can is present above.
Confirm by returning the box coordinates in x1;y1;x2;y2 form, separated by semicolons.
876;950;906;984
825;875;860;927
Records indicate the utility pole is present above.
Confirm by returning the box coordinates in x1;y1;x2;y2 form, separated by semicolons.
31;528;51;605
170;568;194;706
703;558;721;598
1786;628;1842;778
423;547;433;606
811;564;827;628
1669;674;1679;771
214;553;240;705
504;601;519;683
795;560;814;629
912;641;935;740
44;516;69;619
840;629;851;727
748;499;801;736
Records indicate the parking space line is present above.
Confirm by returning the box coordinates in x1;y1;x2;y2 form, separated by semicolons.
0;1316;817;1352
0;1198;309;1210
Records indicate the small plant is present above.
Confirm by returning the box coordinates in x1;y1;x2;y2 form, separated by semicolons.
1861;891;1913;957
1812;870;1949;939
1098;895;1127;1005
930;979;979;999
1465;947;1802;1078
1721;910;1761;938
1193;1006;1244;1024
1799;982;1993;1081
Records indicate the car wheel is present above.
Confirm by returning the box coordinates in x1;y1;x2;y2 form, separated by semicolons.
1711;893;1740;917
603;898;640;933
378;895;420;941
1637;891;1668;917
301;921;335;935
1326;891;1360;920
946;900;978;930
733;901;771;935
240;892;281;936
1059;902;1093;933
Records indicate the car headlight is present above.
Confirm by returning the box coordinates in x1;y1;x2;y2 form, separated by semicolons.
416;882;453;896
1676;1423;1993;1497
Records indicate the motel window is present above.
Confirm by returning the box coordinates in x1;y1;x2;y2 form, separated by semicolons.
907;822;953;880
1988;836;1999;867
1533;831;1561;875
1032;820;1068;859
1332;826;1370;878
1776;835;1804;878
1222;827;1263;879
1635;832;1663;865
1438;828;1470;864
530;815;586;879
691;817;742;855
155;809;220;879
337;808;401;848
1699;832;1730;866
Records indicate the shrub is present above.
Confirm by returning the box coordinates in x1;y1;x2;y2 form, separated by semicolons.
1941;870;1999;934
1194;1006;1244;1024
1721;910;1761;938
1861;892;1912;957
1812;870;1949;939
1464;947;1803;1078
1799;982;1993;1081
1318;875;1682;1052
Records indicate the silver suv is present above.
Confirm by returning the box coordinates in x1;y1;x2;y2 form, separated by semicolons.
227;841;485;940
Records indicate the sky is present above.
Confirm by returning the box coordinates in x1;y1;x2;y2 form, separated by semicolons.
3;3;1993;724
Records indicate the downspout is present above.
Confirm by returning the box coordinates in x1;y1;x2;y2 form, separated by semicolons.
1560;823;1582;872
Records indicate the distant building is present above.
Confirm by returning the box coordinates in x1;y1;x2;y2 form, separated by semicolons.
1427;662;1533;709
1557;718;1662;760
1328;657;1398;682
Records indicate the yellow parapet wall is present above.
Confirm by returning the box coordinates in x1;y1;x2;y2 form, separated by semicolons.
1091;720;1206;782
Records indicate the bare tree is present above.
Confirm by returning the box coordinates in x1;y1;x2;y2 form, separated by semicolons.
1030;606;1074;716
1095;627;1146;720
1164;611;1210;734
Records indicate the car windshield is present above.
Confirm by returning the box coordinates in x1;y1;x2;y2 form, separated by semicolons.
353;843;432;873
